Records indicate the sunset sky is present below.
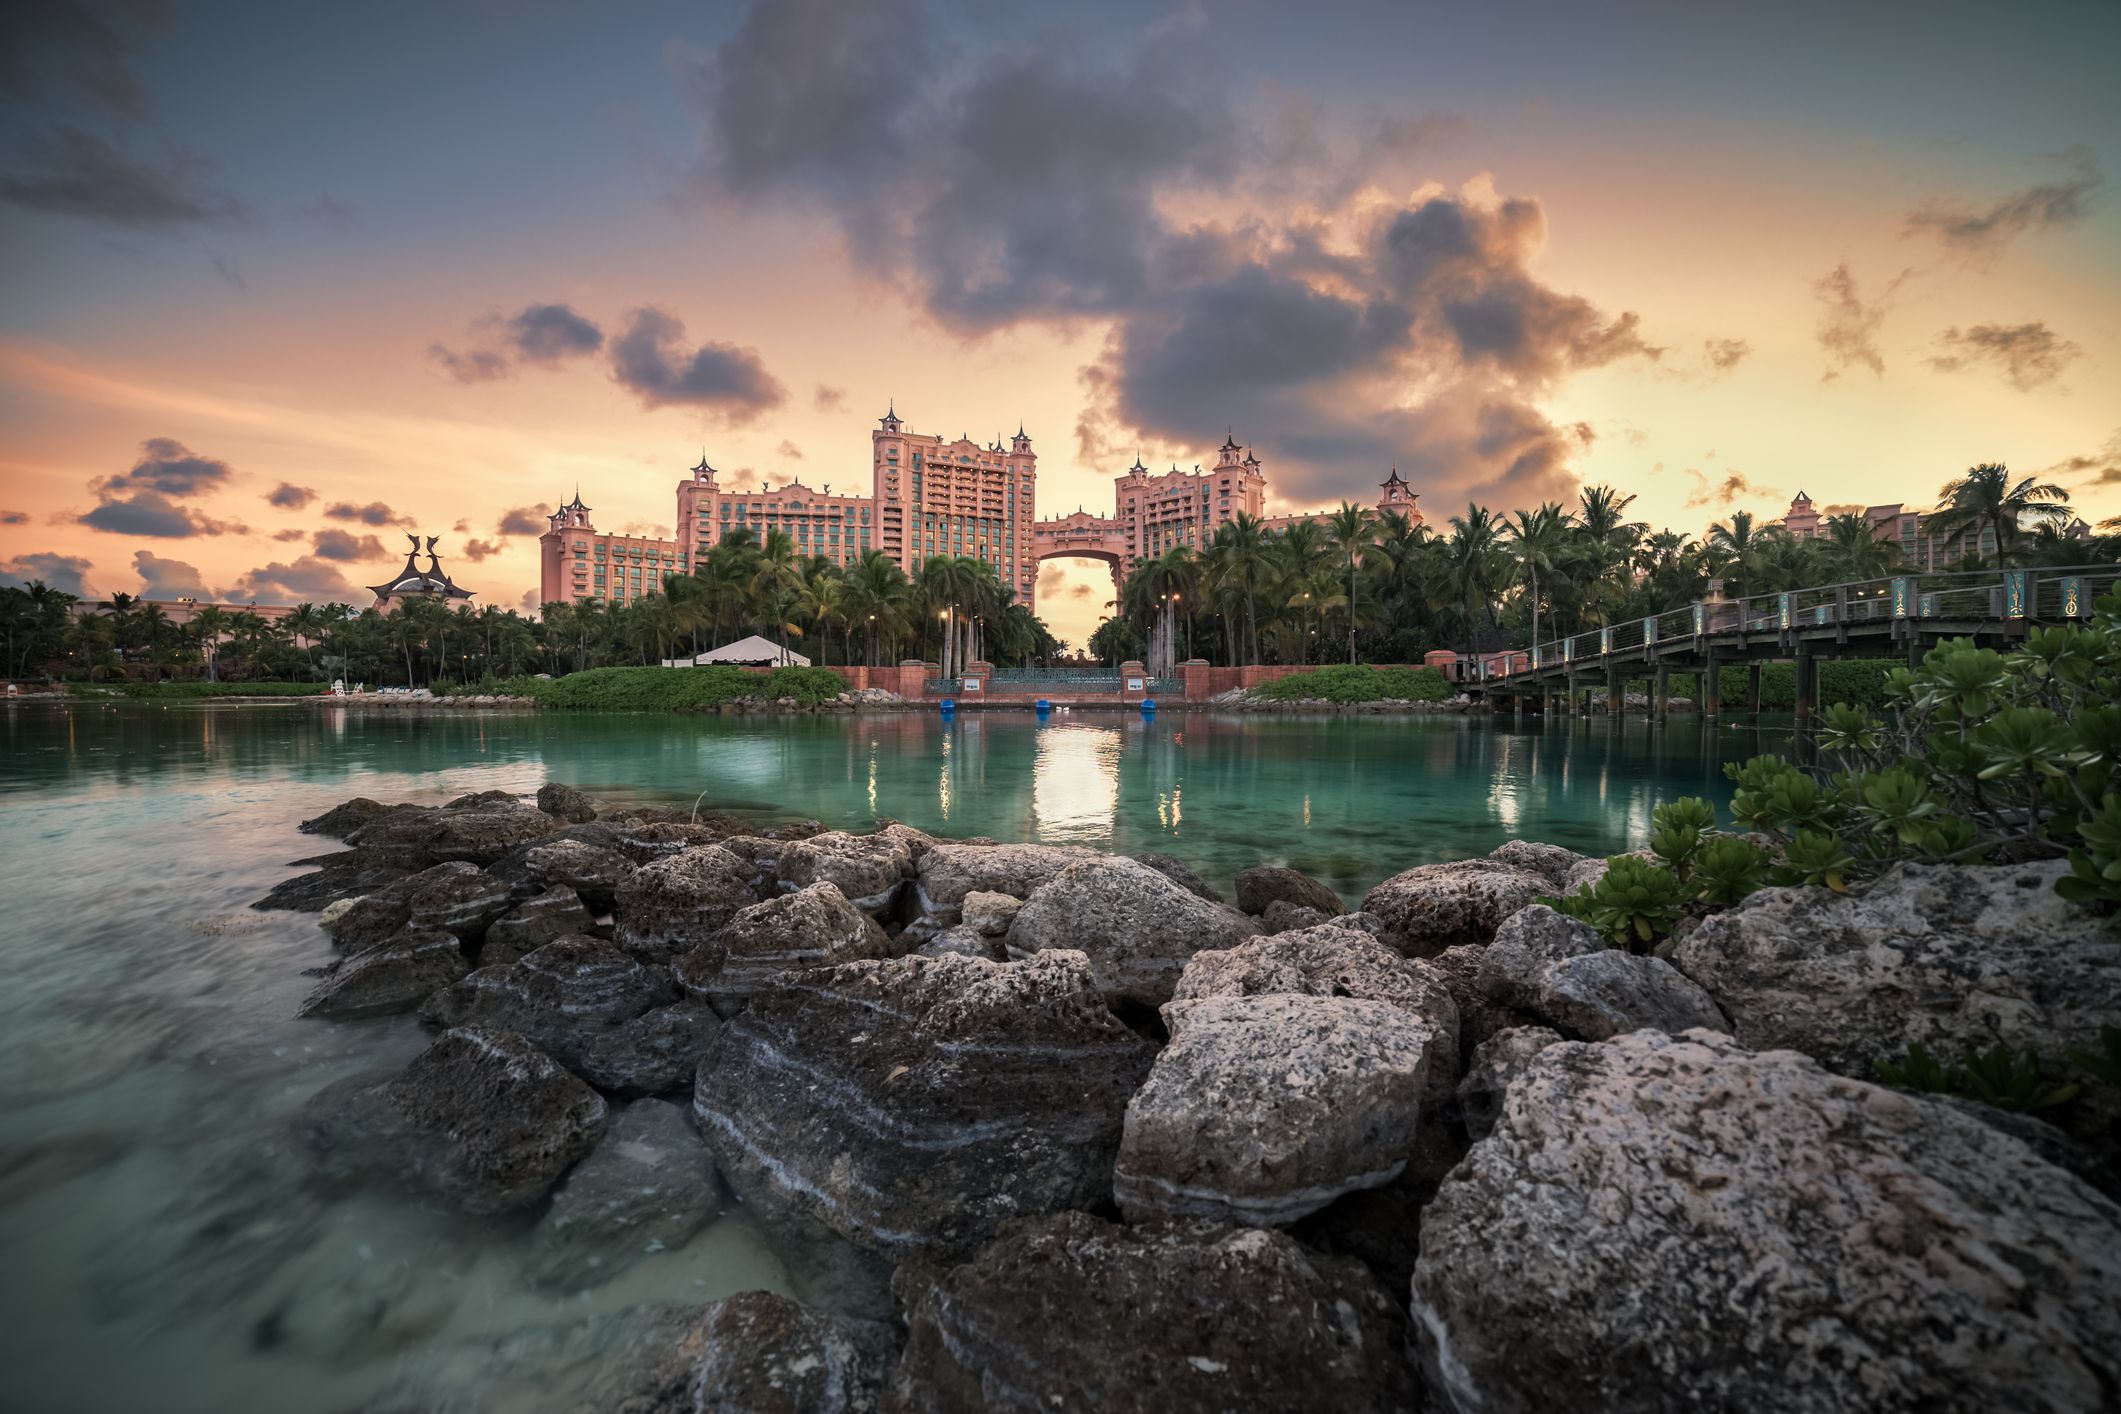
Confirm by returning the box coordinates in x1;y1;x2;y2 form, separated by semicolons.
3;0;2116;650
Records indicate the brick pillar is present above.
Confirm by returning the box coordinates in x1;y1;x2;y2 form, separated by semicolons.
1181;659;1211;702
1120;660;1149;703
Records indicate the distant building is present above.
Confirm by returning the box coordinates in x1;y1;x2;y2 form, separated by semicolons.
540;494;682;609
370;535;476;611
69;599;300;628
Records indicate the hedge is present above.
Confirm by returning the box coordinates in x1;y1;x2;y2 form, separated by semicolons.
434;664;848;711
92;681;332;699
1609;659;1897;709
1247;664;1454;703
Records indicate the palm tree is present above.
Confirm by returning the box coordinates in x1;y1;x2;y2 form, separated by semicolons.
1445;505;1509;650
189;605;228;681
1819;514;1902;581
1926;462;2071;571
1207;513;1269;665
751;529;805;660
1325;502;1377;665
1707;510;1762;601
1504;501;1572;650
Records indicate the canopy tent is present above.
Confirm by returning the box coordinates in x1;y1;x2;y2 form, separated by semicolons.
669;635;810;668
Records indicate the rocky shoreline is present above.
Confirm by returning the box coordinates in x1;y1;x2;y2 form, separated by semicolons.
255;784;2121;1412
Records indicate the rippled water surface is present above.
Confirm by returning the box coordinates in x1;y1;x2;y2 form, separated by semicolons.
0;701;1784;1412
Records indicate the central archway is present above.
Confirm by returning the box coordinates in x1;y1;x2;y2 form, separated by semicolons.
1031;514;1131;605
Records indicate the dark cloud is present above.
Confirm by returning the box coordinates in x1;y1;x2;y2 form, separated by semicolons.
293;193;360;227
460;538;501;561
813;384;846;412
0;1;162;120
1813;263;1908;382
496;506;546;536
266;482;314;508
2043;430;2121;486
428;301;605;383
0;124;247;228
209;251;245;291
1037;564;1094;601
271;528;305;542
1686;468;1779;509
776;439;804;460
80;438;242;538
310;528;384;561
0;509;27;525
451;518;469;533
96;436;232;497
221;556;359;605
0;552;94;595
131;549;210;598
608;307;785;418
1704;338;1750;374
324;500;413;528
1905;147;2101;262
1926;321;2080;391
79;490;238;537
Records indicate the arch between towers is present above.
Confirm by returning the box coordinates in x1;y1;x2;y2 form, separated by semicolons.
1031;520;1131;604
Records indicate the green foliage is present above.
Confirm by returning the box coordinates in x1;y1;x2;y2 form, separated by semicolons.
1875;1041;2079;1113
1774;830;1856;891
2067;1024;2121;1087
1691;836;1773;906
1874;1042;1958;1094
1555;854;1689;949
1247;664;1452;703
1643;661;1900;711
434;665;848;712
96;681;331;699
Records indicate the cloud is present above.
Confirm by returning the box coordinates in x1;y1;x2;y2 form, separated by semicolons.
266;481;315;508
324;500;413;527
1703;338;1750;375
0;509;27;525
293;193;360;227
1813;263;1908;382
0;552;94;595
607;307;785;418
496;506;546;536
2043;429;2121;486
221;556;360;605
1905;147;2101;262
1037;564;1094;600
0;1;161;119
460;538;501;561
618;520;670;539
209;251;246;291
519;589;541;613
131;550;212;598
80;491;239;537
271;528;306;542
428;301;606;383
427;343;509;383
1926;321;2080;391
813;383;846;412
0;124;247;229
95;436;233;497
776;439;804;460
310;529;384;561
79;434;244;537
1682;468;1780;509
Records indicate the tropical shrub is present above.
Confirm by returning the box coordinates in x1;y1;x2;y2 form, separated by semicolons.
1247;664;1452;703
93;681;331;699
1555;796;1771;950
1875;1041;2080;1114
434;665;847;711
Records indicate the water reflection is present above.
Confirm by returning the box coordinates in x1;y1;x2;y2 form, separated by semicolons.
1032;724;1122;842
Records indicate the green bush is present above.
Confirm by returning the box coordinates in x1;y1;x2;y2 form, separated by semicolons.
1248;664;1452;703
1554;796;1772;950
93;681;330;699
1625;660;1897;710
1875;1041;2080;1114
434;665;847;712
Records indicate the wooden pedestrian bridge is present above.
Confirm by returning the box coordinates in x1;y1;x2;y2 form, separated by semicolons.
1447;565;2118;721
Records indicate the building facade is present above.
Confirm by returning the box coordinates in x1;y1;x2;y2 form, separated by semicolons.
370;536;476;612
539;495;683;608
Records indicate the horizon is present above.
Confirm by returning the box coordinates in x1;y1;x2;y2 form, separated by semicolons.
3;0;2117;651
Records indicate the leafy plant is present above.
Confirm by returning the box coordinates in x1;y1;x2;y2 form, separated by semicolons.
2066;1024;2121;1087
1955;1044;2079;1113
1555;854;1688;950
1247;664;1452;703
1774;829;1856;891
1874;1042;1958;1094
1690;836;1773;906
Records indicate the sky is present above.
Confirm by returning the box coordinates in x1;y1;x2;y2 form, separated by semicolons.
2;0;2117;651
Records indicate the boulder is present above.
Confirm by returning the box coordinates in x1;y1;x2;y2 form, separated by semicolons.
1455;1025;1563;1140
1424;944;1527;1056
959;890;1022;938
1115;994;1448;1226
1533;949;1727;1041
403;861;515;941
607;819;731;864
298;796;397;838
481;886;596;966
347;802;563;867
1234;864;1343;918
672;881;894;1016
421;937;710;1096
612;846;756;964
324;861;501;954
303;1025;607;1213
536;781;598;823
1133;851;1223;903
490;838;636;912
775;830;916;914
693;952;1153;1282
1412;1029;2121;1414
889;1212;1416;1414
597;1291;897;1414
297;928;467;1020
1475;903;1604;1012
250;853;418;913
1670;862;2121;1140
914;926;1000;960
527;1099;718;1291
1360;858;1552;957
1004;857;1261;1008
913;842;1098;924
1486;839;1587;890
1560;855;1609;895
445;789;521;810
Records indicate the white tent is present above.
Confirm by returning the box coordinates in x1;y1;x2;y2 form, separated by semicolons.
669;634;810;668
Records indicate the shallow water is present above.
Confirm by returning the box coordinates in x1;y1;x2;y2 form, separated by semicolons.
0;701;1787;1412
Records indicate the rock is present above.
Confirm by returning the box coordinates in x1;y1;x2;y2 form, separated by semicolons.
712;835;792;893
1455;1025;1563;1141
298;796;396;838
1260;900;1333;933
1485;839;1587;890
693;952;1153;1285
481;886;596;966
1234;864;1343;918
1670;862;2121;1141
1004;857;1261;1008
445;789;521;810
319;897;359;930
527;1099;718;1291
348;802;563;867
1133;851;1223;903
403;861;515;941
250;857;418;913
607;819;731;864
1360;859;1551;957
490;838;636;913
914;926;1000;960
1475;903;1604;1012
672;881;894;1016
598;1291;897;1414
303;1026;607;1213
1114;994;1448;1226
1533;949;1728;1040
1424;944;1527;1056
612;846;756;964
913;842;1098;924
421;937;709;1096
537;782;598;823
889;1211;1416;1414
1412;1029;2121;1414
1936;1097;2121;1202
774;830;916;914
324;861;501;954
298;928;468;1019
959;890;1021;938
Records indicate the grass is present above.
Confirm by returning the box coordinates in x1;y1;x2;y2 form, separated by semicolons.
86;680;332;699
1247;664;1454;703
433;664;849;711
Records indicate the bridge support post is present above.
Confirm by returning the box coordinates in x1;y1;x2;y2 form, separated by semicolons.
1794;649;1816;726
1702;650;1721;724
1746;664;1762;722
1653;665;1669;727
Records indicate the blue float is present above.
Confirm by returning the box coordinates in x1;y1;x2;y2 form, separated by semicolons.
939;697;955;716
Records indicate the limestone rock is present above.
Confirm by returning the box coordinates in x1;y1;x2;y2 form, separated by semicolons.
1426;944;1530;1056
915;926;1000;960
889;1211;1416;1414
607;819;730;864
347;801;562;866
1411;1029;2121;1414
599;1291;896;1414
1360;859;1551;957
913;842;1097;923
527;1098;718;1291
1455;1025;1563;1140
1260;900;1333;933
323;861;494;954
1486;839;1587;889
298;796;397;838
297;927;468;1020
445;789;521;810
1004;856;1261;1008
1133;851;1223;903
673;881;894;1016
1234;864;1343;918
775;830;916;913
403;861;515;941
490;837;636;912
959;890;1021;938
537;781;598;823
1560;855;1609;895
1533;949;1727;1041
612;846;756;964
481;886;596;966
1115;993;1447;1226
1475;903;1604;1012
693;952;1153;1278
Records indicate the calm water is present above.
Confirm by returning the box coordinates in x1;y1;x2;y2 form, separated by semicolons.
0;702;1785;1413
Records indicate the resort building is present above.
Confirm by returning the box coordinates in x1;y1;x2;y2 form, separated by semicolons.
538;496;682;608
370;536;476;611
1771;491;2091;572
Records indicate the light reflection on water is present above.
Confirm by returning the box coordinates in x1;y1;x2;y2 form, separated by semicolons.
0;701;1789;1413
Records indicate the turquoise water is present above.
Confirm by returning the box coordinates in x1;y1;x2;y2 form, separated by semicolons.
0;702;1782;1412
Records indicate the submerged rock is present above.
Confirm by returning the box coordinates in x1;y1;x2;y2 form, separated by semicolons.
1411;1029;2121;1414
1361;859;1551;957
612;846;756;964
774;830;917;914
596;1290;897;1414
527;1098;718;1291
297;927;467;1020
1234;864;1343;918
889;1212;1416;1413
1004;856;1261;1008
537;781;598;823
481;886;596;966
914;842;1100;924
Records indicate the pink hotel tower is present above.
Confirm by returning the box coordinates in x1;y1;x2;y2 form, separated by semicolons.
539;407;1420;610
